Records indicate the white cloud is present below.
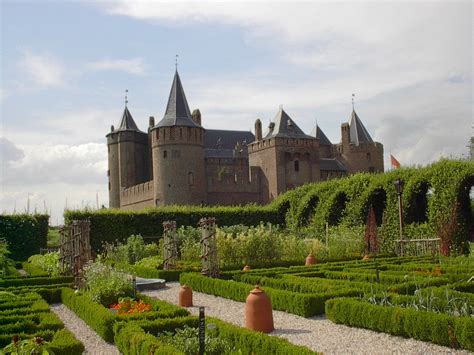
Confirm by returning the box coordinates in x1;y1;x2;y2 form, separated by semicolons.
86;58;146;75
18;49;65;87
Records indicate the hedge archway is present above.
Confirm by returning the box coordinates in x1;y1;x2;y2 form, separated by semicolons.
328;192;348;226
405;181;430;224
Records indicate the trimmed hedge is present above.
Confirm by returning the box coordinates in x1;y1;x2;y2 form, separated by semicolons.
0;276;74;288
325;297;474;351
46;329;85;355
64;205;285;252
60;288;190;342
0;214;49;260
114;316;317;355
180;273;350;317
61;288;117;342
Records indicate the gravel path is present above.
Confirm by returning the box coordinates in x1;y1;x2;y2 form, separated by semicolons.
144;282;470;355
50;304;119;355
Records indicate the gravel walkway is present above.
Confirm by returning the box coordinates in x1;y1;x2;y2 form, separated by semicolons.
144;282;470;355
50;304;119;355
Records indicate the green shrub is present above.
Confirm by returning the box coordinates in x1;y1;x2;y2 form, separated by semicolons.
0;214;49;260
61;288;117;342
65;205;282;253
0;276;73;288
325;297;474;351
47;329;84;355
26;252;61;277
83;261;133;306
180;273;346;317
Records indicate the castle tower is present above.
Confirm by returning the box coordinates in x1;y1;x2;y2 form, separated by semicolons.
150;70;207;206
248;107;320;203
106;105;150;208
338;110;384;173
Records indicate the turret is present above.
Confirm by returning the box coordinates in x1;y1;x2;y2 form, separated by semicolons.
106;105;150;208
150;70;207;206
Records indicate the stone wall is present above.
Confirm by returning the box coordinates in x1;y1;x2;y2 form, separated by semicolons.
120;180;154;210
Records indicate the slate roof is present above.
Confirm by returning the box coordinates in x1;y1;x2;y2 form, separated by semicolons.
204;129;254;150
264;108;313;139
310;124;332;146
320;158;347;171
116;106;143;132
205;149;237;158
155;71;200;128
349;110;374;145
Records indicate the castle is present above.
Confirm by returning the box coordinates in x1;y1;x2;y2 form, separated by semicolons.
107;70;384;209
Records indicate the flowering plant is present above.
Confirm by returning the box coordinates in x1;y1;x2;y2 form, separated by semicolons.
109;297;152;315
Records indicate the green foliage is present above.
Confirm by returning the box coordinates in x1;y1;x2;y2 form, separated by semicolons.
26;252;61;277
0;214;49;261
0;240;13;277
61;287;117;342
2;335;51;355
0;276;73;288
282;160;474;254
180;272;344;317
325;297;474;351
46;329;84;355
46;228;60;248
64;205;282;253
158;325;234;355
82;261;133;306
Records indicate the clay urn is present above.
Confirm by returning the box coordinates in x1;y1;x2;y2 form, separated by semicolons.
305;254;316;266
245;286;274;333
178;285;193;307
243;265;251;272
362;254;370;262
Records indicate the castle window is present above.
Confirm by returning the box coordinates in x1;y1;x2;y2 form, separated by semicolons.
163;129;166;139
188;172;194;186
367;152;371;161
180;128;183;138
108;182;111;190
188;127;191;139
170;128;174;140
294;160;300;172
155;199;160;206
163;150;167;158
156;130;159;140
107;170;110;177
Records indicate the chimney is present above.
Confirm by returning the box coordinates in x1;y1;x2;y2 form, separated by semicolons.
192;109;201;126
341;123;350;146
149;116;155;127
255;119;262;141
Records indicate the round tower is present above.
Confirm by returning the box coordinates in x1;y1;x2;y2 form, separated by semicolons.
107;125;120;208
151;70;207;206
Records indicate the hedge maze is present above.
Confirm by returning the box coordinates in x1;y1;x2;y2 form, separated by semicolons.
182;255;473;351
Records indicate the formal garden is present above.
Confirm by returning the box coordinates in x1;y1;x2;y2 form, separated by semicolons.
0;159;473;354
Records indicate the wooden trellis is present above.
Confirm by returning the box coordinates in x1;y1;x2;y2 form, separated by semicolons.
396;238;440;257
162;220;178;270
199;217;219;278
60;219;92;286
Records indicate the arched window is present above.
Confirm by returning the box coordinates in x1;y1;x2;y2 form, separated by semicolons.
188;172;194;186
163;150;167;158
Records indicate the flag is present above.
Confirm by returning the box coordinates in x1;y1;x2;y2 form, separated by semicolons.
390;154;401;169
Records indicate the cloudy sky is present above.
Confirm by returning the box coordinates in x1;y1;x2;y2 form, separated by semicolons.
1;1;472;224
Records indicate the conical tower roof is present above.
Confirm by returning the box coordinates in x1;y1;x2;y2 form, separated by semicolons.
264;108;312;139
310;124;332;146
116;106;141;132
348;110;374;145
155;71;200;128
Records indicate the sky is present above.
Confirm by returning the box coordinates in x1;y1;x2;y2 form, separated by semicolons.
0;1;472;225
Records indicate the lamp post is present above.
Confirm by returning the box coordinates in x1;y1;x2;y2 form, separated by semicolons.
394;178;404;254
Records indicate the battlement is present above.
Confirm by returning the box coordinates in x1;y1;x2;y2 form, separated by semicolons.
120;180;154;209
249;136;317;153
151;126;204;147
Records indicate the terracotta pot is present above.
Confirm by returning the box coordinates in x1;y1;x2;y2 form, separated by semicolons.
178;285;193;307
245;286;274;333
243;265;251;272
305;254;316;266
362;254;370;261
